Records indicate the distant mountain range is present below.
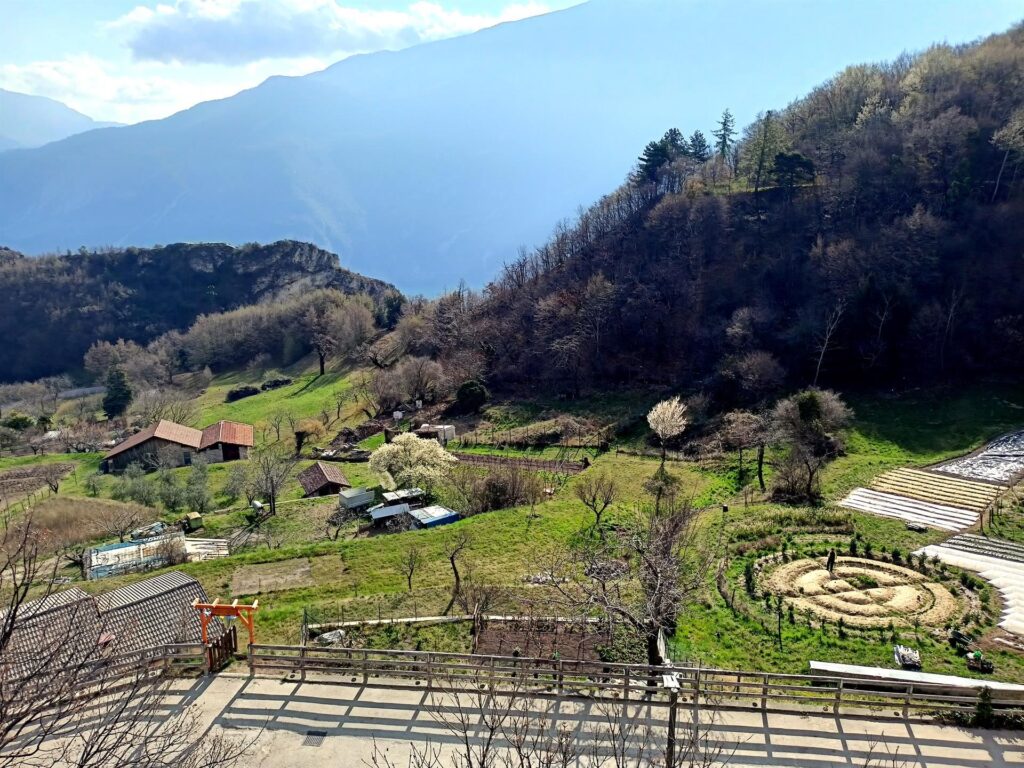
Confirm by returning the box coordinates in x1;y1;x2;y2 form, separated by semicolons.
0;89;120;149
0;0;1019;294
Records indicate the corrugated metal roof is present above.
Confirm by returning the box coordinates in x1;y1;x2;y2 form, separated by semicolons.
409;505;459;527
200;420;254;449
105;420;203;458
370;503;410;521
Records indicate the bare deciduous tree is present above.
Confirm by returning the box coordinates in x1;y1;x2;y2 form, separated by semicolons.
401;541;425;592
574;472;618;540
442;531;471;615
550;496;721;668
249;445;297;516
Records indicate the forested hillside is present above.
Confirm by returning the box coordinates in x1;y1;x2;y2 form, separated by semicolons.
0;240;399;382
425;25;1024;406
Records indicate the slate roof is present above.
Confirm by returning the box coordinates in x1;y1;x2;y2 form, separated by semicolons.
297;461;351;496
200;420;254;449
105;420;203;459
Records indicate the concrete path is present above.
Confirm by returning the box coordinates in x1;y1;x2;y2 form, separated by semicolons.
168;674;1024;768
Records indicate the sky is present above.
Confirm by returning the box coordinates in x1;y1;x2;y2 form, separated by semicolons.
0;0;578;123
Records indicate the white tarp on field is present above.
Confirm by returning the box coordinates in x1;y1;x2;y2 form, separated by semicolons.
935;430;1024;485
841;488;977;531
917;535;1024;636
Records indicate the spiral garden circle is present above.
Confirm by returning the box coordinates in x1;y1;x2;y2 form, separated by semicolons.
761;556;963;629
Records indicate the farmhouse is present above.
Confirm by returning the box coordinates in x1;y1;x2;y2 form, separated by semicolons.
104;419;253;472
297;461;351;497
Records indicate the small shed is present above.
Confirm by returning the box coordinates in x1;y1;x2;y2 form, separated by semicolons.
382;487;425;505
297;461;352;497
370;502;411;525
415;424;456;446
340;487;375;511
408;505;460;529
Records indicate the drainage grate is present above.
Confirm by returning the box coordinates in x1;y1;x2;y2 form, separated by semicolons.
303;730;328;747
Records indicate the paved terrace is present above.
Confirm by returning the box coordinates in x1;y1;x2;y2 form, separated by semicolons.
167;674;1024;768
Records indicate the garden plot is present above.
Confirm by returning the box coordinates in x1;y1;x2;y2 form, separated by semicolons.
934;430;1024;485
839;488;977;531
870;468;1000;512
916;534;1024;636
762;556;961;629
0;463;74;499
231;558;314;597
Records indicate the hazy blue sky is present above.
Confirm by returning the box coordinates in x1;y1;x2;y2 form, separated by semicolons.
2;0;1021;125
0;0;577;122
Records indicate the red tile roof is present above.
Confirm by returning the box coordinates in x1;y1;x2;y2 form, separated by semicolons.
105;420;203;459
297;461;351;496
200;420;254;450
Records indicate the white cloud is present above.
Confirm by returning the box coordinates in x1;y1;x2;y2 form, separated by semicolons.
110;0;554;65
0;55;319;124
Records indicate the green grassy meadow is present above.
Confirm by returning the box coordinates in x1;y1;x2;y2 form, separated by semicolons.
5;380;1024;678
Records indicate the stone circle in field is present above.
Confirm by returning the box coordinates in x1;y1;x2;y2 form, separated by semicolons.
762;557;961;629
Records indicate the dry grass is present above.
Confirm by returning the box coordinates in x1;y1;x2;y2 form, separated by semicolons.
31;497;159;547
763;556;962;629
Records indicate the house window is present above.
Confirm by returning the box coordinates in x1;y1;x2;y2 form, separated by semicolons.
183;451;192;466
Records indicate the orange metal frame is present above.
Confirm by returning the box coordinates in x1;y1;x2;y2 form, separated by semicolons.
192;598;259;647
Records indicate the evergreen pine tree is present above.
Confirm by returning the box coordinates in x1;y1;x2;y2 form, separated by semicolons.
102;367;133;419
687;130;711;161
636;140;671;182
713;108;737;159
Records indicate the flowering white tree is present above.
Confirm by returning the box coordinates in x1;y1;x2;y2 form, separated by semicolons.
647;397;689;466
369;432;458;494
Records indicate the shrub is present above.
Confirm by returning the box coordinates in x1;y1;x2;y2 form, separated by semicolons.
1;412;34;431
261;378;293;392
973;687;994;728
453;380;488;414
744;560;756;597
225;385;260;403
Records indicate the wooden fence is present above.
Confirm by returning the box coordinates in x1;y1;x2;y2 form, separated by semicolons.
247;644;1024;720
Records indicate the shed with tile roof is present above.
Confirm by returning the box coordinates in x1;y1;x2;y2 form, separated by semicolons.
297;461;351;497
96;570;223;653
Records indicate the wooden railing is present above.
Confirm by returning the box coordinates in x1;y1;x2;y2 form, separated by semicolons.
247;644;1024;720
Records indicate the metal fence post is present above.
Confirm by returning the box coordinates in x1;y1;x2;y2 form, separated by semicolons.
834;679;843;715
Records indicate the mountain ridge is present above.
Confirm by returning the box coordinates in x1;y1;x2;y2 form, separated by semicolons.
0;88;120;149
0;0;1021;293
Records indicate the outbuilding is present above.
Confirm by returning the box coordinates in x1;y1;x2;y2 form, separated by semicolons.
408;505;460;529
297;461;352;497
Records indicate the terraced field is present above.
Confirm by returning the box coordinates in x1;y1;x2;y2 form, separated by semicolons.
870;468;1001;512
839;488;977;532
917;534;1024;636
